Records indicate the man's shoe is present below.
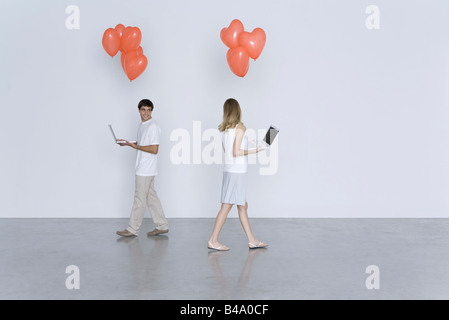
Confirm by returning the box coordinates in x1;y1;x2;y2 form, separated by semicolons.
147;228;169;236
116;229;137;237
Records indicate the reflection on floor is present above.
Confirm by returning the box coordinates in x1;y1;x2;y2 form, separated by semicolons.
1;218;448;299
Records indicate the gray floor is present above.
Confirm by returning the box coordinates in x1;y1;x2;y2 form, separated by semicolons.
1;218;448;300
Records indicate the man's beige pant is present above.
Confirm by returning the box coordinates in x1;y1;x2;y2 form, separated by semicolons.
126;175;168;235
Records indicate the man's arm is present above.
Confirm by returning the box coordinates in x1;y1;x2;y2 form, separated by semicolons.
117;140;159;154
134;144;158;154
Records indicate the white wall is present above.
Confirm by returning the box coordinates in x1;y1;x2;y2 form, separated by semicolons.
1;0;449;218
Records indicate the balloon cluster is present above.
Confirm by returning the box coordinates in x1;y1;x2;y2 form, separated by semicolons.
102;24;148;81
220;19;266;78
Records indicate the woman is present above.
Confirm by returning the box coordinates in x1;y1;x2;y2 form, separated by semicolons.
208;98;268;251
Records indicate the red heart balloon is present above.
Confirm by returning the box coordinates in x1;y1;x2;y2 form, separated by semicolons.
226;47;249;77
120;27;142;53
220;19;244;49
102;28;120;57
115;24;126;38
123;50;148;81
238;28;266;60
121;46;144;74
119;26;132;53
135;46;143;56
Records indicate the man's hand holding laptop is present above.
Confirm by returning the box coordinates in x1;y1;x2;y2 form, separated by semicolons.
116;139;137;148
109;125;137;146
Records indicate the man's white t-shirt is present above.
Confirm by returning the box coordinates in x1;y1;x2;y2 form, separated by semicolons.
135;119;160;176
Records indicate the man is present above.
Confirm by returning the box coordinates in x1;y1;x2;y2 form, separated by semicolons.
116;99;169;237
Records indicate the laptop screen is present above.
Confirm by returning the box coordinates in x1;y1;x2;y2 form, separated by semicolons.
263;126;279;145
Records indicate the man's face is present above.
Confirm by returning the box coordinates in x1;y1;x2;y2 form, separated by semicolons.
139;106;153;122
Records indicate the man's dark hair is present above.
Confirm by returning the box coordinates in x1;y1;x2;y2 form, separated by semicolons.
138;99;154;110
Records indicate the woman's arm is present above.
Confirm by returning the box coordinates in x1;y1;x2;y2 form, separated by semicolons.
233;125;263;157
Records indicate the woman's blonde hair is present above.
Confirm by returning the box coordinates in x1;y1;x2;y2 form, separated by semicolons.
218;98;243;132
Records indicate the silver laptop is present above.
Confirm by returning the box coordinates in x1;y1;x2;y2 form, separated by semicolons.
248;125;279;150
109;124;136;144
